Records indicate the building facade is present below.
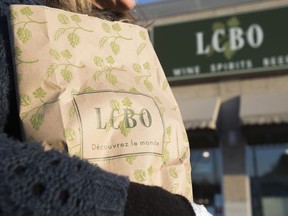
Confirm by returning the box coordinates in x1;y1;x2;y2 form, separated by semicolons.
149;1;288;215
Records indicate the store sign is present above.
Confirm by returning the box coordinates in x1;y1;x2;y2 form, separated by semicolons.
153;6;288;81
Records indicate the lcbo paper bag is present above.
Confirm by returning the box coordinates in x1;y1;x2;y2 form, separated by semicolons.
9;5;192;201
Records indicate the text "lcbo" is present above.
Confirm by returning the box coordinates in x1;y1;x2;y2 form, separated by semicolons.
196;24;264;55
95;108;152;129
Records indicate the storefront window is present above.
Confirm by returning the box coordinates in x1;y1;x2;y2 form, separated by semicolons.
246;143;288;216
190;148;223;216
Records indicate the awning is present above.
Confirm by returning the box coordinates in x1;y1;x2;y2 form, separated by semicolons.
240;92;288;125
177;97;221;129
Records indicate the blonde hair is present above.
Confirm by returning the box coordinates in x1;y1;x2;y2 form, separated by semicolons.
45;0;135;22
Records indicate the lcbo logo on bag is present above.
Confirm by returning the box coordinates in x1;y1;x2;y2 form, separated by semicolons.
94;107;152;129
73;91;165;160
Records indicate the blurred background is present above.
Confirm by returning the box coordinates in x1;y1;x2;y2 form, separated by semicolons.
133;0;288;215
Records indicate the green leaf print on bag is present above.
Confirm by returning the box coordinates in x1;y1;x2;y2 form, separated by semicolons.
136;30;148;56
33;87;46;99
147;165;155;184
64;128;76;142
102;98;139;137
184;175;193;198
148;165;153;177
180;132;189;161
162;148;170;164
82;87;96;92
58;14;69;24
183;131;189;143
20;7;33;16
99;22;132;55
170;183;180;194
120;121;133;137
61;68;73;83
122;97;132;107
125;155;137;165
180;147;189;162
112;98;131;136
20;94;31;107
46;48;85;83
162;80;168;91
162;126;172;164
10;9;19;21
154;96;162;105
20;87;59;131
53;13;93;48
93;55;126;85
30;113;44;131
134;169;146;182
68;105;76;118
14;47;39;67
168;167;179;179
12;7;47;43
187;174;192;185
110;99;121;111
134;166;155;183
139;30;147;40
133;62;153;92
184;187;192;199
17;27;31;43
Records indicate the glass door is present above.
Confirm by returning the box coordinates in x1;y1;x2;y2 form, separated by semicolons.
246;144;288;216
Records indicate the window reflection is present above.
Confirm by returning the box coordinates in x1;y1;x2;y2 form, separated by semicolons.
190;148;223;216
246;144;288;216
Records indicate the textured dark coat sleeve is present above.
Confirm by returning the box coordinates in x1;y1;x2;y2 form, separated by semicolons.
0;134;130;216
0;0;45;137
0;19;10;132
125;182;196;216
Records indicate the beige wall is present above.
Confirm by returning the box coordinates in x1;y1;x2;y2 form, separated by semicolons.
171;74;288;105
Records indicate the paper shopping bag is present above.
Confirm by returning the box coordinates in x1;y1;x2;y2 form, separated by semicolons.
9;4;193;201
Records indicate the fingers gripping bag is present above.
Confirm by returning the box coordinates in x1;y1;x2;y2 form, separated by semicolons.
9;5;193;201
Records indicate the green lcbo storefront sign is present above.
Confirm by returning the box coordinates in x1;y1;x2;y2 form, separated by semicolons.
152;6;288;81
